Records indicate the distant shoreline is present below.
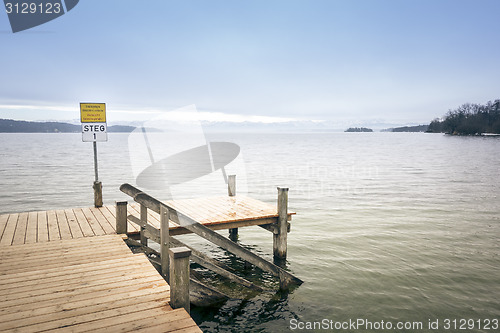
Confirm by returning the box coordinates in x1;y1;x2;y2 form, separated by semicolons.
0;119;135;133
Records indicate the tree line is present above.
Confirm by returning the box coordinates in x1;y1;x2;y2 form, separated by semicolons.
427;100;500;135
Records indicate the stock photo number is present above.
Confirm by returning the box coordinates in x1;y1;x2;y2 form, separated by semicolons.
5;2;61;14
3;0;80;33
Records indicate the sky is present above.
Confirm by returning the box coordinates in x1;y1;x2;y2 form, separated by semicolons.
1;0;499;127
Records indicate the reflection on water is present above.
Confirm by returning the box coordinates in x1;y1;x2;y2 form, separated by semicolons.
0;132;499;332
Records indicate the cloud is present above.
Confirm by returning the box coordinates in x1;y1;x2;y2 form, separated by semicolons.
0;103;300;123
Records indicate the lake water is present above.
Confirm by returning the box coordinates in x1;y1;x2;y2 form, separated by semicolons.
0;132;499;332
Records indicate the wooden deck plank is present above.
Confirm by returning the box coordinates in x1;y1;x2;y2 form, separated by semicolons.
3;295;169;332
0;283;168;322
0;234;198;332
0;250;148;281
164;195;285;225
93;309;201;333
0;235;126;256
0;246;132;268
0;213;18;246
73;208;96;237
12;212;28;245
65;208;84;239
0;268;162;303
81;207;106;236
0;214;8;242
166;200;207;222
165;197;221;222
97;206;118;233
0;264;158;297
169;196;274;224
0;247;132;269
37;211;49;242
0;255;148;287
0;233;124;254
47;210;61;241
131;317;202;333
0;245;132;269
0;292;169;331
56;209;73;240
1;269;162;304
43;306;188;333
191;197;236;222
90;207;115;235
209;197;248;221
24;211;38;244
0;277;167;314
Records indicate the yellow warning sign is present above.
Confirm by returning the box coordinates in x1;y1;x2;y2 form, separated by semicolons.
80;103;106;123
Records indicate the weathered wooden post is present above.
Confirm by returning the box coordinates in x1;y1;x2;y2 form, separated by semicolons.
92;139;103;208
140;204;148;246
93;180;103;208
273;187;289;260
228;175;236;196
160;205;170;280
169;247;191;313
228;175;238;241
115;201;128;234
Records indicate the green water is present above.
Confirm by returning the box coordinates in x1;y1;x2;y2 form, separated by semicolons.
1;132;499;332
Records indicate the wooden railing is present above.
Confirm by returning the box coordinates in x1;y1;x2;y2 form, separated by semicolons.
115;177;303;308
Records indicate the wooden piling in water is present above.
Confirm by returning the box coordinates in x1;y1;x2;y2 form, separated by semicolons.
228;175;238;241
169;247;192;313
273;187;289;260
115;201;128;234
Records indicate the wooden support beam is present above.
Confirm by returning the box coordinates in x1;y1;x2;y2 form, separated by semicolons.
169;247;191;313
169;217;280;236
140;204;148;246
227;175;238;241
169;238;265;292
127;233;264;292
127;245;230;306
124;187;302;289
115;201;128;234
127;215;158;241
259;221;291;234
273;187;289;260
160;205;170;280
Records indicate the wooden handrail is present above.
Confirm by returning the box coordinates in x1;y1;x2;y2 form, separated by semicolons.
119;183;303;289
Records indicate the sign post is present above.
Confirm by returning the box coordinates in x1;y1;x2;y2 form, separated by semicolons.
80;103;107;207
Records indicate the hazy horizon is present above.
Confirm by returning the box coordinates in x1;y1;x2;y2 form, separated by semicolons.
2;1;499;126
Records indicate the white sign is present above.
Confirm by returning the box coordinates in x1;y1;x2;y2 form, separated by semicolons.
82;123;108;142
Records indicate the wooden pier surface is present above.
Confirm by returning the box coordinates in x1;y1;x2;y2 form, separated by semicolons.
0;234;201;333
0;195;293;245
0;195;295;331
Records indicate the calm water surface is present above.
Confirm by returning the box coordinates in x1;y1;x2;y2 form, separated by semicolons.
0;132;499;332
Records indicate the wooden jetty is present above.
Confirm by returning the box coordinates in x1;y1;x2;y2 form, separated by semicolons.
0;234;201;333
117;179;302;296
0;196;292;244
0;175;303;330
